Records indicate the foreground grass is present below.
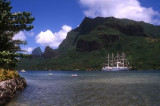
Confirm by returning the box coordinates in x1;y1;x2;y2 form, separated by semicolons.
0;69;20;82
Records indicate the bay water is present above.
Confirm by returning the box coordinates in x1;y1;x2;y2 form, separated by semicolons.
6;71;160;106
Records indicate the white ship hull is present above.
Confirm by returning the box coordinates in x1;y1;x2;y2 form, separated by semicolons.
102;67;129;71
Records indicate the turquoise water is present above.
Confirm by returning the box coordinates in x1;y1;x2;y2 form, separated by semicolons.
6;71;160;106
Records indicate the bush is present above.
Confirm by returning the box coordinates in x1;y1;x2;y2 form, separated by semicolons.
0;69;20;81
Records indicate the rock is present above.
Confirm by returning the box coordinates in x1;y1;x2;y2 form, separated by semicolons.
0;77;27;105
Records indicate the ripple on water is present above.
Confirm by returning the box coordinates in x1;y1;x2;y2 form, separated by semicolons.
6;71;160;106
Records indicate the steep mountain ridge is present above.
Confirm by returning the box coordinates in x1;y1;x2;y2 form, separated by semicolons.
59;17;160;53
18;17;160;70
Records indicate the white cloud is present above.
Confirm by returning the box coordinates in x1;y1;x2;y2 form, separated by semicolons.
23;47;34;54
80;0;160;24
13;31;35;41
35;25;72;48
13;31;27;41
25;31;35;37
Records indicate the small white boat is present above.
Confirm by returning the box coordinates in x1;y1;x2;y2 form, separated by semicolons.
48;73;53;76
71;74;78;77
21;70;26;72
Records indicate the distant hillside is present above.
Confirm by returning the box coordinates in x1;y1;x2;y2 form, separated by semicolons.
32;47;43;56
42;46;58;58
31;46;58;58
17;17;160;71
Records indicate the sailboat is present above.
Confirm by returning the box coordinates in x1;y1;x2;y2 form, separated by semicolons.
102;53;131;71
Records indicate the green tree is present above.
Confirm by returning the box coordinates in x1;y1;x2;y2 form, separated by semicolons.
0;0;35;69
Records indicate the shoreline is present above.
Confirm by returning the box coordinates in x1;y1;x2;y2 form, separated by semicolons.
0;77;27;105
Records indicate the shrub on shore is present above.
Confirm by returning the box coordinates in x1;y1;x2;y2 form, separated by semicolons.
0;69;20;82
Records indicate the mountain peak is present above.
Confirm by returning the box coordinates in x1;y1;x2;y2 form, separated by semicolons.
32;47;43;56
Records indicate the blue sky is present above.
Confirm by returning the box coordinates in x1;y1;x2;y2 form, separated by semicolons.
11;0;160;53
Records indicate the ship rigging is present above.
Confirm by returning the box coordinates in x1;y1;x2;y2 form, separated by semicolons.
102;53;131;71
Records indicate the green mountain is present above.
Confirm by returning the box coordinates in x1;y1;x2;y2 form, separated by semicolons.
32;47;43;56
42;46;58;58
17;17;160;71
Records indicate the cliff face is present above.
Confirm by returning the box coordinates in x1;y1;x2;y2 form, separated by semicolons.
76;39;103;52
76;33;119;52
0;77;27;105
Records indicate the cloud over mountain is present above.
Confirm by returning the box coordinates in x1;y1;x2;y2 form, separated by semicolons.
35;25;72;48
80;0;160;24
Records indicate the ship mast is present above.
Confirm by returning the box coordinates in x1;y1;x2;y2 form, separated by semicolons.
117;53;118;67
112;53;114;67
108;54;109;67
122;53;124;67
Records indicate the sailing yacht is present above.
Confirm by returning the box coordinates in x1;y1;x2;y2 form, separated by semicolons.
102;53;131;71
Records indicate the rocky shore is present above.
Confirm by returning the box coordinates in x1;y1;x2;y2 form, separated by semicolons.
0;77;27;105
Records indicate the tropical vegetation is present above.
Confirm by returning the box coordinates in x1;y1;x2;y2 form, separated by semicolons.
18;17;160;71
0;0;34;81
0;68;20;81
